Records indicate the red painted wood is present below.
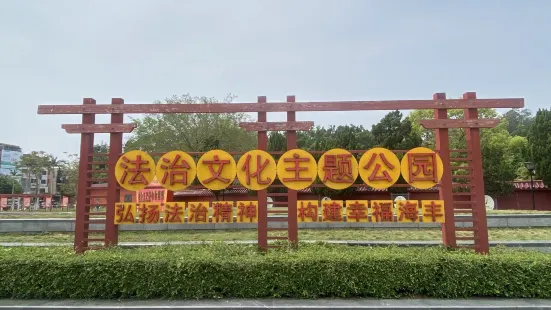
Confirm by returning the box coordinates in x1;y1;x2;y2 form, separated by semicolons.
463;92;490;254
286;95;298;246
74;98;96;254
433;93;456;247
240;121;314;131
62;123;136;134
420;119;500;129
257;96;268;251
105;98;123;246
37;98;524;115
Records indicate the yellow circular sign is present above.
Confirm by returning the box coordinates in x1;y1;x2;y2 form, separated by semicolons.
197;150;236;190
236;150;276;191
400;147;444;189
317;148;358;190
155;151;197;191
276;149;317;190
358;147;401;189
115;150;156;191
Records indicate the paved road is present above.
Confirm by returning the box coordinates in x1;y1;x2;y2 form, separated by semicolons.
1;299;551;309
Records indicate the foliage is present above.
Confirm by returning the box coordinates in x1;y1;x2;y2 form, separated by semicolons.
0;175;22;194
16;151;54;206
58;154;79;198
124;94;256;153
503;108;534;137
371;111;421;150
528;108;551;186
1;244;551;299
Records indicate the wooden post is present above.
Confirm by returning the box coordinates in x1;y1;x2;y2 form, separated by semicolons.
286;95;298;245
433;93;456;247
257;96;268;250
463;92;490;254
74;98;96;254
105;98;123;246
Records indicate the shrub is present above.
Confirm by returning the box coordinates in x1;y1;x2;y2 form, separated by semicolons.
0;244;550;299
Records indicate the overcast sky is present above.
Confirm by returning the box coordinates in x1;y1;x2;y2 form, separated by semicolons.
1;0;549;158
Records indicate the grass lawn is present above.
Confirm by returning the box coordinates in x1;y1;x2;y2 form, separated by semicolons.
0;227;549;243
1;208;549;219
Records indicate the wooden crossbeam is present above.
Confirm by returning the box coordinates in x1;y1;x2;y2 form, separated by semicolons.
38;98;524;115
420;119;500;129
61;124;137;134
239;121;314;131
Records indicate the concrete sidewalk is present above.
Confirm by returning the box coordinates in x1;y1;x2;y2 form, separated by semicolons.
1;299;551;309
1;240;551;249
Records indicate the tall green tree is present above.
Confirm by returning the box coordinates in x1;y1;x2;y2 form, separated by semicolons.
528;108;551;186
372;111;421;150
17;151;54;208
0;175;22;195
503;108;534;137
125;94;256;153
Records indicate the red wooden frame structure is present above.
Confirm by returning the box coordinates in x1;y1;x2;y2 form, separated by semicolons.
37;92;524;254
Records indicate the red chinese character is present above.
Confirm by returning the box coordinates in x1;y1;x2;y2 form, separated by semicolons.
164;203;184;223
118;155;151;185
137;203;160;224
372;201;394;222
282;153;313;182
408;153;438;183
347;201;368;222
202;155;231;184
213;202;233;223
298;201;318;222
241;154;271;185
323;154;354;183
423;201;443;222
160;154;191;186
115;203;135;223
189;203;209;223
237;202;257;222
397;201;419;222
364;153;395;182
322;201;343;222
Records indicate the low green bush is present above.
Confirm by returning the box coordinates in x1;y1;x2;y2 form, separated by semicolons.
0;243;550;299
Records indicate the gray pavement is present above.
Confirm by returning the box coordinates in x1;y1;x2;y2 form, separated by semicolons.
1;299;551;309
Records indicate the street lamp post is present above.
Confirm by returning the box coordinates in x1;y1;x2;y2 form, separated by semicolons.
524;161;536;211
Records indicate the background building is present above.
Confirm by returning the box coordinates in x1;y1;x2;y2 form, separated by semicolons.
0;143;22;176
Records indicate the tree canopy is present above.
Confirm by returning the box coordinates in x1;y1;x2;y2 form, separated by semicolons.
0;175;22;194
528;108;551;186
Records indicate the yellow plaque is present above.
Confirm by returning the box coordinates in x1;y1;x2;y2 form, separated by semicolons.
297;200;319;222
394;200;420;223
155;151;197;191
114;203;136;225
236;201;258;223
321;200;344;222
236;150;276;191
197;150;237;190
421;200;445;223
370;200;395;222
401;147;444;189
276;149;317;190
136;202;162;224
187;202;210;224
345;200;369;223
164;202;185;224
115;150;156;191
317;148;359;190
212;201;234;223
358;148;401;189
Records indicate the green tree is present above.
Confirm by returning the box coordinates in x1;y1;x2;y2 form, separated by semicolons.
58;154;79;199
125;94;256;153
0;175;22;195
16;151;54;209
503;108;534;137
267;132;287;152
528;108;551;186
372;111;422;150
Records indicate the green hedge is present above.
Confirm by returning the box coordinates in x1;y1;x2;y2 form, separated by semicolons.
1;243;551;299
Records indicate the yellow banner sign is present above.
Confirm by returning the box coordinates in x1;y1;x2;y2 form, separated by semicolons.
116;148;444;191
114;200;445;225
